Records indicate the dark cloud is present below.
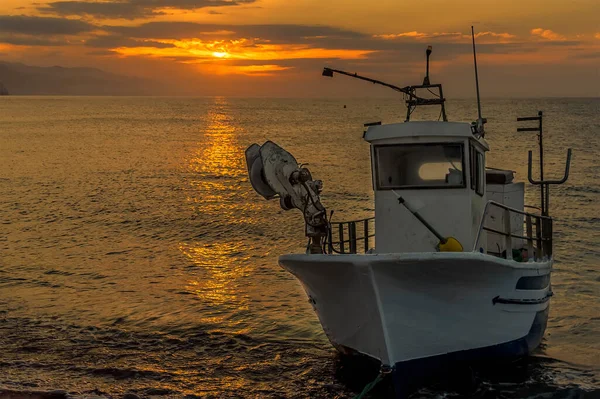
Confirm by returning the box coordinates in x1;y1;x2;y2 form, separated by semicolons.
85;35;175;48
105;22;367;43
39;1;151;19
0;34;68;46
0;15;94;35
86;49;118;56
101;21;546;55
39;0;258;19
0;15;587;80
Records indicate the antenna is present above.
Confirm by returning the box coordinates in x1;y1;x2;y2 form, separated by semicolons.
471;26;485;135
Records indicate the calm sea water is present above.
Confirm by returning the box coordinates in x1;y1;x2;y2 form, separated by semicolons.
0;96;598;398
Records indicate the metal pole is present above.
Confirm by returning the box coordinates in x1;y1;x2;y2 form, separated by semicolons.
471;26;482;123
364;219;369;253
438;85;448;121
424;46;432;85
538;111;545;215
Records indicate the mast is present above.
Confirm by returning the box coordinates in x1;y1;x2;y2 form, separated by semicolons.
471;26;485;135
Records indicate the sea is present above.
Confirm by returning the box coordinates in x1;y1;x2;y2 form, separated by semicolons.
0;96;598;398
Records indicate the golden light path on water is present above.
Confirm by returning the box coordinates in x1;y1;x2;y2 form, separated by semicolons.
179;97;253;332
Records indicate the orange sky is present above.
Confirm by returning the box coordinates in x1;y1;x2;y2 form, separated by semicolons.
0;0;598;96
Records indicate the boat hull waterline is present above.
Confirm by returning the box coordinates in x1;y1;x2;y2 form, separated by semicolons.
279;252;551;374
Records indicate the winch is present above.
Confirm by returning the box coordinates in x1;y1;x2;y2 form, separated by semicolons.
245;141;328;254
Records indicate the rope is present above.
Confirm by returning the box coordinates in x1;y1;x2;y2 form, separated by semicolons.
352;365;392;399
353;373;383;399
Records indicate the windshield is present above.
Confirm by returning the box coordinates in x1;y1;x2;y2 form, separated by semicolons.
375;143;465;189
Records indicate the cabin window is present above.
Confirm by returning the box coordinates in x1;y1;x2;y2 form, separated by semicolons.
470;145;476;190
375;143;465;189
470;144;484;196
476;152;485;195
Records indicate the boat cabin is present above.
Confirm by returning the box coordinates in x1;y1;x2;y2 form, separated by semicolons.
247;45;570;260
364;121;493;253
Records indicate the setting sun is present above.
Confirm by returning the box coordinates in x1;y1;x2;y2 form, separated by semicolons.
212;51;229;58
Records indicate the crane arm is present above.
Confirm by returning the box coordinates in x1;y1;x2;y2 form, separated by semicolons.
322;67;424;101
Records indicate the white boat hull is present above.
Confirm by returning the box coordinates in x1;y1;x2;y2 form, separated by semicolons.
279;252;552;369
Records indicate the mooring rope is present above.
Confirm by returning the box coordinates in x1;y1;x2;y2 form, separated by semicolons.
353;365;393;399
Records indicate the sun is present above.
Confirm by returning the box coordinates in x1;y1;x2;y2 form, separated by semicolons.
212;51;229;58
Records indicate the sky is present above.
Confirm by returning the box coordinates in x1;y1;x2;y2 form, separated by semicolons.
0;0;599;96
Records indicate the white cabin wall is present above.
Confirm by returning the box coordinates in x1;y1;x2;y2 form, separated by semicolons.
375;189;472;253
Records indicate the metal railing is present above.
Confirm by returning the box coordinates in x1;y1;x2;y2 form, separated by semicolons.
473;201;553;261
326;216;375;254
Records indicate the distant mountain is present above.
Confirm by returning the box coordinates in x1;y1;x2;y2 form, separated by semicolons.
0;62;157;95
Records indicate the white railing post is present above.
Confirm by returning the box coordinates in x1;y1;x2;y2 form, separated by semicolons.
526;215;534;260
473;200;552;262
504;208;512;260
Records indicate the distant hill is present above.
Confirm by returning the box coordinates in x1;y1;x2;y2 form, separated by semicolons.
0;62;157;95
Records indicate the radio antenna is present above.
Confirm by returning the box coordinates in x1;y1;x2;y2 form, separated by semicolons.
471;26;485;136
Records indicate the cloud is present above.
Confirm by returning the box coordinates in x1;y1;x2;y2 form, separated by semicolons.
39;1;152;19
76;22;571;71
39;0;259;19
0;34;69;46
530;28;566;41
374;30;515;42
2;15;590;84
90;22;377;70
475;31;516;40
374;31;461;40
201;63;293;76
0;15;94;35
86;49;118;56
105;22;366;43
374;31;432;40
111;39;373;63
85;35;175;48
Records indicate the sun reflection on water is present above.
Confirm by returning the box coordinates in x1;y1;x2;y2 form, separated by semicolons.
187;97;245;179
179;241;251;312
179;97;255;328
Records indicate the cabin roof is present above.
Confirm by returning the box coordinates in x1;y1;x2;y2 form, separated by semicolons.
364;121;487;148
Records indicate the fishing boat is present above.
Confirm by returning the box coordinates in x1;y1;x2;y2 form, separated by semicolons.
244;29;572;397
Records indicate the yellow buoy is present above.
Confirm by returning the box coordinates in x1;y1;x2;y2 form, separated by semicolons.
437;237;464;252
